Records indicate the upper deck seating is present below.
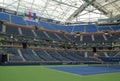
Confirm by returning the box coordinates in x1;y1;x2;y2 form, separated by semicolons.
86;25;97;32
48;22;64;31
62;26;73;33
11;15;26;26
0;13;10;22
74;25;84;32
27;20;39;27
39;21;54;30
98;26;111;31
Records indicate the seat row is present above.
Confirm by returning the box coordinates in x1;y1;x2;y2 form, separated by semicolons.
0;12;120;33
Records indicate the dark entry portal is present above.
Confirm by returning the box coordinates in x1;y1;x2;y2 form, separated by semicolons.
22;43;27;48
2;55;7;63
93;47;97;53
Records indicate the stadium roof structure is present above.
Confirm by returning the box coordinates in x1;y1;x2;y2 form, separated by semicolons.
0;0;120;23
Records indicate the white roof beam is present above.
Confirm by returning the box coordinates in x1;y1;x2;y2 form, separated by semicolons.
4;1;18;9
16;0;21;15
83;0;115;18
66;0;95;22
52;0;78;8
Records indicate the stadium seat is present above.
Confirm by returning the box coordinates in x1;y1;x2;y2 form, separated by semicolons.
27;20;39;27
6;26;20;35
0;13;10;22
74;25;84;32
98;26;111;31
21;28;34;37
11;15;26;26
86;25;97;32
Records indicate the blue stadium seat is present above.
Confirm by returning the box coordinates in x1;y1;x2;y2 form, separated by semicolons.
6;26;19;35
7;48;23;61
46;50;69;61
65;34;75;42
11;15;26;26
39;20;65;31
39;20;54;30
98;26;111;31
0;13;10;22
74;35;81;42
111;26;120;31
21;49;40;61
67;51;86;61
97;52;106;57
74;25;84;32
99;57;120;62
56;33;70;41
106;52;118;57
106;34;120;41
94;35;105;42
86;25;97;32
62;26;73;33
46;32;60;41
87;52;94;57
57;51;80;61
34;30;49;39
48;22;64;31
21;28;34;37
34;50;57;61
27;20;39;26
83;35;92;42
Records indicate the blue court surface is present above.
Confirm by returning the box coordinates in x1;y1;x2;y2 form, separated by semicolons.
47;65;120;76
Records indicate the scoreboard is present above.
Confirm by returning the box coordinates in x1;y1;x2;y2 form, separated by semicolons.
23;10;37;20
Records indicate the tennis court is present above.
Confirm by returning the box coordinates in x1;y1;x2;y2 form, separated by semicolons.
47;65;120;76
